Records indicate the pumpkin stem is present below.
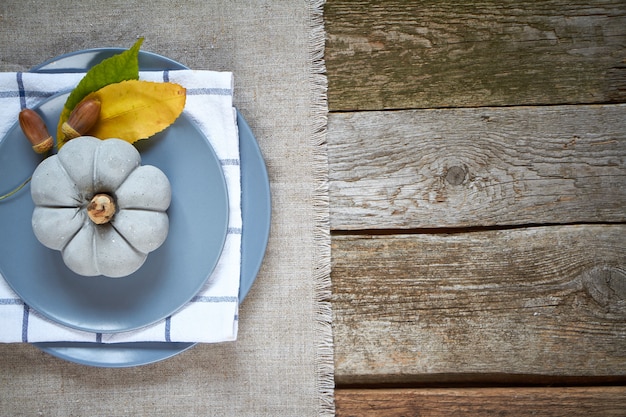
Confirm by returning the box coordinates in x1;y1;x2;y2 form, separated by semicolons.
87;193;116;224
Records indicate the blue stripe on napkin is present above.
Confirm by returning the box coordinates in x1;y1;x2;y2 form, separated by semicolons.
187;88;232;96
22;304;29;343
165;316;172;342
191;296;238;303
221;159;240;166
0;298;23;305
16;72;26;110
0;90;55;99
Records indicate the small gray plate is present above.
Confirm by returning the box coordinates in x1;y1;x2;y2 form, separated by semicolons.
0;92;230;333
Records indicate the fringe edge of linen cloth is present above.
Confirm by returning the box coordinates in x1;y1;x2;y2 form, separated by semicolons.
308;0;335;415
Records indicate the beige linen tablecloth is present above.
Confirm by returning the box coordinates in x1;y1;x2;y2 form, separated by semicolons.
0;1;333;415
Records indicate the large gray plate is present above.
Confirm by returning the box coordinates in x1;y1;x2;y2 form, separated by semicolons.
3;49;271;366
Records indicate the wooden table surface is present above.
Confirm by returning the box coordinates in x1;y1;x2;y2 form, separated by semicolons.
324;1;626;415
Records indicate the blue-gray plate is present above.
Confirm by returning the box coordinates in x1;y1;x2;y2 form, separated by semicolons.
0;49;271;366
1;93;229;333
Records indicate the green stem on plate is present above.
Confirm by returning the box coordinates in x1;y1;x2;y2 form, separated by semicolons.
0;175;32;201
0;149;53;202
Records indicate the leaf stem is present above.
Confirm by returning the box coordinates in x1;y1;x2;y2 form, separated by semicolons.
0;176;32;201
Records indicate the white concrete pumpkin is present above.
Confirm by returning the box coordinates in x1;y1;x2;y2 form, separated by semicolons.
31;136;171;277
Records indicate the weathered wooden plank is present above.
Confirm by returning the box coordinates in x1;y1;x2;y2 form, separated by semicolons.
328;104;626;230
335;387;626;417
331;225;626;384
325;0;626;111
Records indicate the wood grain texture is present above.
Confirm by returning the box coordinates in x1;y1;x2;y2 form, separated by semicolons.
335;387;626;417
332;225;626;384
328;104;626;230
325;0;626;111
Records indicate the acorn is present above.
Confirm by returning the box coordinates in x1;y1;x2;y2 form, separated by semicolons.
61;98;101;141
18;109;54;154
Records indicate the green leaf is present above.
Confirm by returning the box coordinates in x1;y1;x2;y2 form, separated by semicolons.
57;38;144;146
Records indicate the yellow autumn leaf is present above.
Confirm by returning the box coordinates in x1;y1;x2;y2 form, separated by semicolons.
82;80;186;143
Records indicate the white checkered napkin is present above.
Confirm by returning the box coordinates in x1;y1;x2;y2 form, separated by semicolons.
0;70;241;343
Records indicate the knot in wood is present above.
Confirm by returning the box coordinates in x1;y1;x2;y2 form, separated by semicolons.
582;266;626;312
445;165;466;186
